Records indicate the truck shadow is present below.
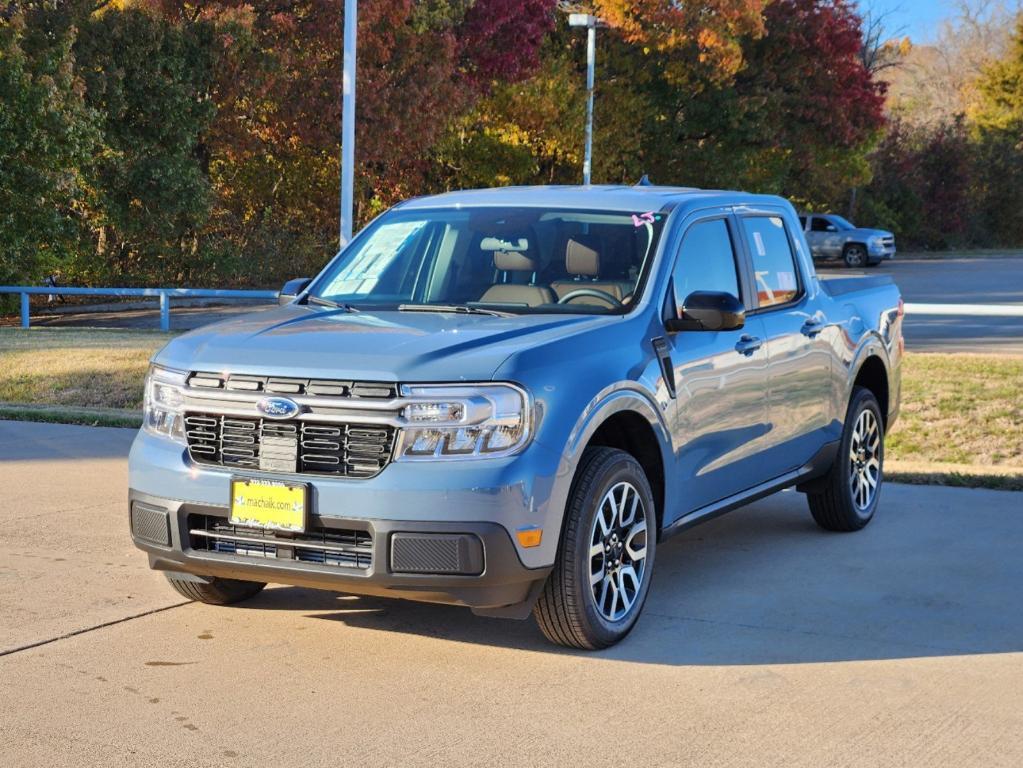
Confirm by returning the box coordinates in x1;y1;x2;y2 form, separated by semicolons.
243;485;1023;666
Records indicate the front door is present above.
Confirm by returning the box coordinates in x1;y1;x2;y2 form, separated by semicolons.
665;215;772;516
809;216;843;259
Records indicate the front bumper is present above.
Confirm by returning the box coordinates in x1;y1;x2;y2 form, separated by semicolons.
869;244;896;260
131;490;549;618
128;430;562;617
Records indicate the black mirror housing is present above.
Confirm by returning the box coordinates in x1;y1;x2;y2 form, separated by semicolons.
279;277;312;305
665;291;745;333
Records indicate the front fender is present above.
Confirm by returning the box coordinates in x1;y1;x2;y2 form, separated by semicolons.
538;383;674;543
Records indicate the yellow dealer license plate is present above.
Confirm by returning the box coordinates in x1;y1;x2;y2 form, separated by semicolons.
229;478;307;533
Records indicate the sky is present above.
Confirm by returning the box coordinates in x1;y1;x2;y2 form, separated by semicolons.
860;0;958;43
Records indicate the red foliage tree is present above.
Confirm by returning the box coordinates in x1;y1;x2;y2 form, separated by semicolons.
141;0;556;255
742;0;886;149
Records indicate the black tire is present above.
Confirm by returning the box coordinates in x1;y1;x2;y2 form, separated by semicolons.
806;386;884;532
533;447;657;649
165;573;266;605
843;244;868;268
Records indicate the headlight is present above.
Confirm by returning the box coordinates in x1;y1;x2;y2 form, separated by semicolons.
396;383;532;460
143;364;187;443
870;236;885;247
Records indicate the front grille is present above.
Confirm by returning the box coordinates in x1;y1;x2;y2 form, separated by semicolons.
188;514;373;570
185;414;396;478
188;372;397;399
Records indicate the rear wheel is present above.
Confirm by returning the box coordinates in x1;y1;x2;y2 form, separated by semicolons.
534;447;656;649
165;573;266;605
843;244;868;268
806;386;884;531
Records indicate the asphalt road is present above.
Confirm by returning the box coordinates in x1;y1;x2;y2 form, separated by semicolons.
7;256;1022;352
818;256;1023;353
2;420;1021;767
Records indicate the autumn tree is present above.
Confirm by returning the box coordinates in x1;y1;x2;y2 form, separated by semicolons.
73;7;219;283
971;14;1023;245
0;9;97;286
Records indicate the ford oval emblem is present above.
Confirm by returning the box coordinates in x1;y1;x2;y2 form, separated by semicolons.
256;396;300;420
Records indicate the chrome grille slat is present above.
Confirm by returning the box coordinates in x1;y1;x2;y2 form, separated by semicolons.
187;372;397;400
187;515;372;570
184;413;396;478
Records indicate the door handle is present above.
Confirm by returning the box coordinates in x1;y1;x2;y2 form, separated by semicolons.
734;335;763;356
801;319;827;338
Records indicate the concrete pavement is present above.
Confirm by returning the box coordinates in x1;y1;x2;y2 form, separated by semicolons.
1;420;1022;766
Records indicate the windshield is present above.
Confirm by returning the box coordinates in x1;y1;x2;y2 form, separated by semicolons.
306;206;668;314
829;215;856;230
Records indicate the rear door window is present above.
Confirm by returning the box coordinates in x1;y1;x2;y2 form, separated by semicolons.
741;216;801;309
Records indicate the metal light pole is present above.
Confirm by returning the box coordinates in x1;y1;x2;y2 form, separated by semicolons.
340;0;357;247
568;13;599;185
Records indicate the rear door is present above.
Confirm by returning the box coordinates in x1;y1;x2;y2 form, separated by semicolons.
736;211;834;477
665;214;771;514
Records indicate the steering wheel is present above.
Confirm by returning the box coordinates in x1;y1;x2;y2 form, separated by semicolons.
557;288;624;309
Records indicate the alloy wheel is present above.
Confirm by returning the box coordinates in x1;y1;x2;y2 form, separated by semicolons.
846;247;867;267
849;408;881;511
588;481;648;621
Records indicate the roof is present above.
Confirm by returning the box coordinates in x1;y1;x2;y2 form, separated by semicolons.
397;185;788;213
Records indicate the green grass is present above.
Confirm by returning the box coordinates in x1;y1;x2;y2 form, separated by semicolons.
0;403;142;429
889;353;1023;467
0;328;169;411
886;467;1023;492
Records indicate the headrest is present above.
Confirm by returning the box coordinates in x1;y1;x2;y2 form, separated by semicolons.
494;250;538;272
566;236;601;276
480;236;528;252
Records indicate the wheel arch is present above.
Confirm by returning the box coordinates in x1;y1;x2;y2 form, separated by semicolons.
851;352;890;427
554;386;673;537
586;412;666;535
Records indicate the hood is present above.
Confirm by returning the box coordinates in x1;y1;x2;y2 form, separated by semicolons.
850;227;894;240
154;304;612;382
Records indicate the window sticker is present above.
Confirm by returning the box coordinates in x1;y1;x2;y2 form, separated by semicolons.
752;230;767;257
632;211;655;227
777;271;796;291
321;220;425;296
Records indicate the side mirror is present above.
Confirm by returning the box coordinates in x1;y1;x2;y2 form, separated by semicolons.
826;224;838;233
665;291;745;333
279;277;312;305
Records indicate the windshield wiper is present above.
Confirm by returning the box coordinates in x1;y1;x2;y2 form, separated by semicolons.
306;296;359;312
397;303;514;317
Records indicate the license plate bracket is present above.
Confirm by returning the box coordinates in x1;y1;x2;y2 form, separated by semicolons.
229;477;308;533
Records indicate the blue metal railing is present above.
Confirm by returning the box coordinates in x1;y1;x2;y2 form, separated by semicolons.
0;286;279;331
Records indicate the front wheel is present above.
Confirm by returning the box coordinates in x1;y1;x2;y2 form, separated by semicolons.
533;447;656;649
165;573;266;605
806;386;885;531
843;244;868;268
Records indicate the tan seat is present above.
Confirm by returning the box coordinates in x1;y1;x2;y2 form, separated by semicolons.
479;250;554;307
551;236;630;305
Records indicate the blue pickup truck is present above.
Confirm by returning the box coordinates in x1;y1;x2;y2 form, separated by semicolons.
130;185;903;649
